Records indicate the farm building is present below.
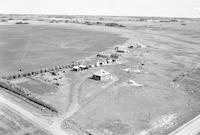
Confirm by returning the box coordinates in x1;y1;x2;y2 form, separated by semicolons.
110;53;121;59
93;69;112;81
99;60;107;65
116;49;129;53
50;71;59;76
95;61;100;67
88;64;95;68
79;65;87;70
73;65;88;71
106;59;112;64
73;66;81;72
96;53;110;59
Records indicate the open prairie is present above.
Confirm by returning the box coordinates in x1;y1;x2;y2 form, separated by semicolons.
0;15;200;135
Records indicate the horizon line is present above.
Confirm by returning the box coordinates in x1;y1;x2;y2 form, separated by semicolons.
0;13;200;19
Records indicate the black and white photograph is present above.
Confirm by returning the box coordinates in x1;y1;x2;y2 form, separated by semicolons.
0;0;200;135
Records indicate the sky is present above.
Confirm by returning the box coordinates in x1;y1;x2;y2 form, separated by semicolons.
0;0;200;18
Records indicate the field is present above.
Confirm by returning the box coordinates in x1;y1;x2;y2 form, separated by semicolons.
0;15;200;135
0;24;126;76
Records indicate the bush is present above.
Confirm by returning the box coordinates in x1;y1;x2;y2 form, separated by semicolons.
55;66;60;70
84;21;92;25
22;18;29;21
22;73;27;77
99;17;104;21
39;69;44;73
105;23;125;27
1;19;8;22
17;73;22;78
119;24;125;27
1;76;7;79
27;72;32;76
8;18;14;20
15;22;29;24
15;22;24;24
37;19;44;21
13;75;17;79
6;75;13;80
181;23;187;25
31;71;36;75
96;21;102;24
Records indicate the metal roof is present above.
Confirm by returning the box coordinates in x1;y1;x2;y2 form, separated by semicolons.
73;66;80;69
93;69;111;76
79;65;86;68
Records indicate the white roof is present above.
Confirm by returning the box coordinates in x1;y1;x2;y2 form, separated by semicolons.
79;65;86;68
73;66;79;69
93;69;111;76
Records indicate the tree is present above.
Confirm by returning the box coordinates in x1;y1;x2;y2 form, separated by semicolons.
17;73;21;78
55;66;60;70
52;66;56;71
22;73;27;77
13;75;17;79
1;76;6;80
40;69;44;73
6;75;12;80
27;72;31;76
48;68;52;71
35;70;40;74
31;71;35;75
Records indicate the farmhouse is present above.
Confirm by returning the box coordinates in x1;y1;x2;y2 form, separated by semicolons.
93;69;112;81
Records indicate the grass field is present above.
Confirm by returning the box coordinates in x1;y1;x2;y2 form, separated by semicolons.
15;72;71;113
18;78;58;95
0;24;127;76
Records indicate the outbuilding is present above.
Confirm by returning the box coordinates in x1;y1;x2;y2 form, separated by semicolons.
95;61;100;67
79;65;88;70
93;69;112;81
73;66;81;72
106;59;112;64
99;60;107;65
110;53;121;59
116;49;129;53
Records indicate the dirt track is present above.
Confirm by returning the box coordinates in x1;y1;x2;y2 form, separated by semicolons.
169;114;200;135
0;95;68;135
